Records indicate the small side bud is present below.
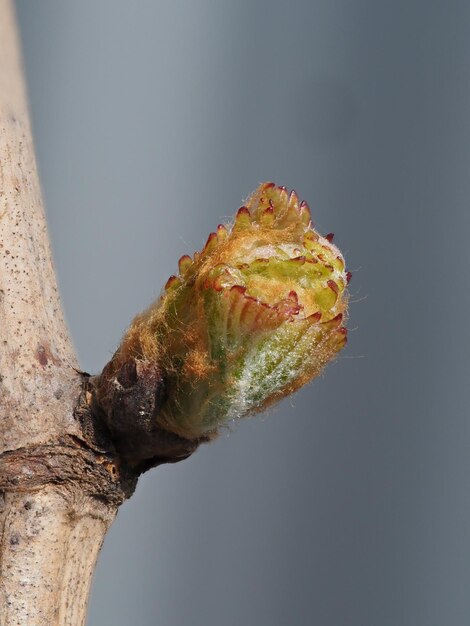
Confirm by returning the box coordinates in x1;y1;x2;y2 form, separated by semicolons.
95;183;349;466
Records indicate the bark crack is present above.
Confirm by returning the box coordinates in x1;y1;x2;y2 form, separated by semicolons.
0;438;137;504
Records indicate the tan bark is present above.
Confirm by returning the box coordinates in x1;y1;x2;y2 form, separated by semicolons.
0;2;119;624
0;0;81;454
0;489;114;626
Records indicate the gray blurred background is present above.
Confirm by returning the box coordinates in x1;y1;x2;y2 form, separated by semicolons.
15;1;470;625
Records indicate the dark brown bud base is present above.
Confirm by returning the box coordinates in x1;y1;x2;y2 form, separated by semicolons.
78;358;209;476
